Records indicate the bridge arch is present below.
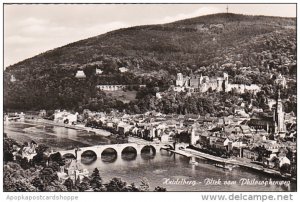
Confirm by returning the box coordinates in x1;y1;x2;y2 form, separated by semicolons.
141;145;156;154
81;150;97;165
62;153;76;159
101;148;118;163
121;146;137;161
141;145;156;160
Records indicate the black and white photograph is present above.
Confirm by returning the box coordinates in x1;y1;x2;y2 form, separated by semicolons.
1;1;297;197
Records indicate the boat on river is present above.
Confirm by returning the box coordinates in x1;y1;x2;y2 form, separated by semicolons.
215;163;238;171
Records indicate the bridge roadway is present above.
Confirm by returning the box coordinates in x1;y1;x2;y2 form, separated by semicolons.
56;142;173;160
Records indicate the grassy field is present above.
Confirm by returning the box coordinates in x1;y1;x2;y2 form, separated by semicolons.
105;90;137;103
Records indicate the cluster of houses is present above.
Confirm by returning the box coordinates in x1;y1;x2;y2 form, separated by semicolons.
31;87;295;173
191;121;295;165
4;112;25;122
78;106;296;170
84;111;180;143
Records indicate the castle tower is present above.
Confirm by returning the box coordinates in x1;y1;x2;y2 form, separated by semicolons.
216;78;223;92
275;90;285;133
176;73;184;86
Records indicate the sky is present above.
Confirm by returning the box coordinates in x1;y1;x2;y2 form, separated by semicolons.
4;4;296;68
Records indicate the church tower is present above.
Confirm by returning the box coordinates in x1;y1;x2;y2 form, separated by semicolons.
275;89;285;133
223;72;229;92
199;74;203;84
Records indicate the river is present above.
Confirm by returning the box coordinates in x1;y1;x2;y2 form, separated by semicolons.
4;121;296;191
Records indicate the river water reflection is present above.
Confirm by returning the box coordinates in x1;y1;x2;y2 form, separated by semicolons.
4;121;296;191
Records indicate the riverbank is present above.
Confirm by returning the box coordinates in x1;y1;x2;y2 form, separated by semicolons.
170;148;296;182
25;118;112;137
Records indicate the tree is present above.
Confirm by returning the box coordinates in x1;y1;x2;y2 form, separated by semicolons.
15;156;31;170
5;180;36;192
139;177;150;192
32;153;49;167
280;163;291;175
32;144;50;167
3;151;14;162
3;162;37;192
105;178;127;192
125;183;140;192
49;152;65;167
31;177;44;191
39;167;58;186
75;176;81;187
90;168;102;191
77;181;90;192
44;180;68;192
154;186;167;192
36;144;49;154
4;137;20;163
64;177;74;191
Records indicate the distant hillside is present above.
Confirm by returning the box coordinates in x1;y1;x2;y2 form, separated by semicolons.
4;13;296;112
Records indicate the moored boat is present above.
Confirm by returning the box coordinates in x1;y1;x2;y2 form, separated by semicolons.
215;163;238;171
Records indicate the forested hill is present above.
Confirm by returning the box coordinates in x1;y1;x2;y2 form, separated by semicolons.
4;13;296;112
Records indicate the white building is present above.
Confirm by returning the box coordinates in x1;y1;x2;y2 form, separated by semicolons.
10;75;16;82
97;85;126;91
161;134;173;143
75;70;86;79
54;110;78;125
279;156;290;167
119;67;128;73
39;110;47;118
275;74;287;88
96;68;103;75
117;122;133;134
156;92;162;99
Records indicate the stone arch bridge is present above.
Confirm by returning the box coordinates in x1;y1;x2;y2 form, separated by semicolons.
56;142;174;160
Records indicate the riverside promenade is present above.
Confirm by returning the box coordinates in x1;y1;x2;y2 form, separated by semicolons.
25;118;111;137
175;148;295;181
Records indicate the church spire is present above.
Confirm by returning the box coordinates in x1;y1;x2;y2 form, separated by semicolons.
275;88;285;133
